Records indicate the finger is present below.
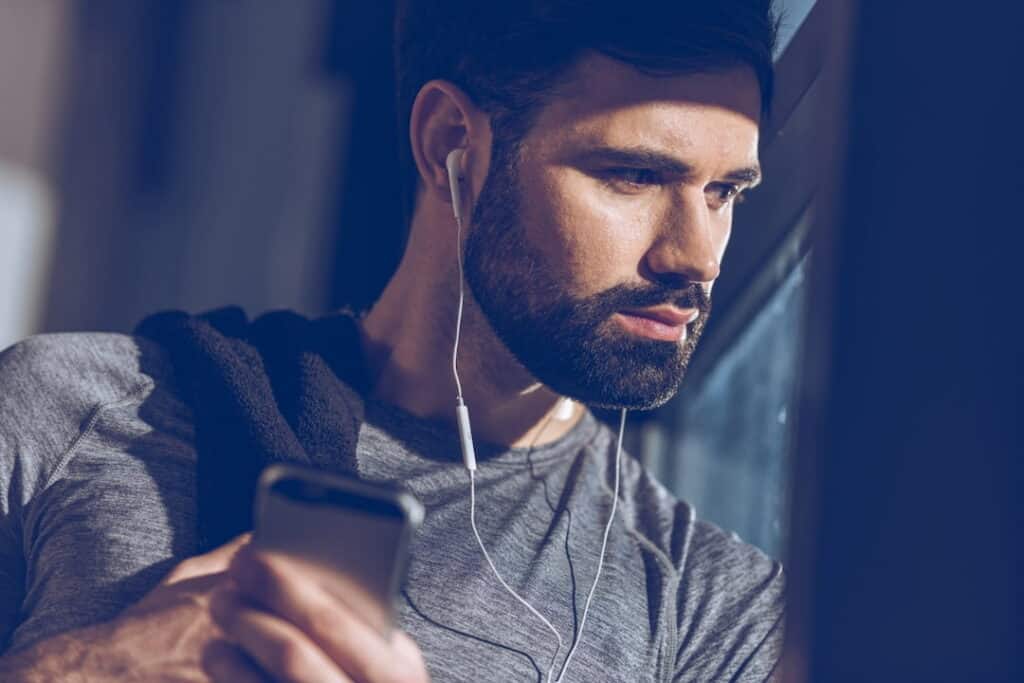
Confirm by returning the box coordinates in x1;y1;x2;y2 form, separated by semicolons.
164;533;253;585
201;638;270;683
211;588;353;683
229;548;402;683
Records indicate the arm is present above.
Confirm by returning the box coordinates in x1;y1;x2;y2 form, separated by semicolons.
0;536;250;683
0;620;120;683
0;535;431;683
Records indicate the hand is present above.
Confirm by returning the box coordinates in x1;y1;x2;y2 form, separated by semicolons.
0;534;252;683
210;544;429;683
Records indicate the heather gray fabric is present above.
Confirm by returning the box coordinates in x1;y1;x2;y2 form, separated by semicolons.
0;332;784;682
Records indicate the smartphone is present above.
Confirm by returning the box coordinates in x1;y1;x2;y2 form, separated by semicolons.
253;463;424;637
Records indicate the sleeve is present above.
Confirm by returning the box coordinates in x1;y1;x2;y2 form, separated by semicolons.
0;337;90;648
729;609;785;682
0;333;180;652
0;492;24;650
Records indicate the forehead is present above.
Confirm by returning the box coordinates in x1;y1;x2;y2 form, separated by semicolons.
524;53;762;165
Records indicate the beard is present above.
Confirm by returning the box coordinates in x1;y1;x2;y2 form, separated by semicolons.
463;143;711;411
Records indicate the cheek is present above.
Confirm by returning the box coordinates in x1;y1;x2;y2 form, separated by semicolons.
524;171;656;294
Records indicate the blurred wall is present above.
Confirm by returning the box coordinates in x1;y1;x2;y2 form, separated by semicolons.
36;1;350;337
0;1;69;349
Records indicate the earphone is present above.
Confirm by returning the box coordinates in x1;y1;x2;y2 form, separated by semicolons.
445;147;626;683
446;149;477;473
446;148;467;224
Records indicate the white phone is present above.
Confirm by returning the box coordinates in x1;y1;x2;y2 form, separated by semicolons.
253;463;424;636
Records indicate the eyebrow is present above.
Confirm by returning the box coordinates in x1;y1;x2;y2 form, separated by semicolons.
573;145;762;187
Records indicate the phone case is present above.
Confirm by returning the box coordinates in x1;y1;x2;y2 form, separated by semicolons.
253;463;425;637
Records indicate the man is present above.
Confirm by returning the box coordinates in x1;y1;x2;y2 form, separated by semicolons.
0;1;782;681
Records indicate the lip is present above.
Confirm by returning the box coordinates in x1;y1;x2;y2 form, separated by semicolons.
620;305;701;327
614;306;700;342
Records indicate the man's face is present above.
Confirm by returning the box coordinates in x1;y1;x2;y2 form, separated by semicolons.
464;55;763;410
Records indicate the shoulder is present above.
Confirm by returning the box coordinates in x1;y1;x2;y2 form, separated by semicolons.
0;333;198;651
585;422;693;564
674;517;784;679
0;331;174;426
587;420;784;677
612;442;783;608
586;419;776;573
588;420;779;583
0;332;180;506
0;331;169;398
678;517;784;636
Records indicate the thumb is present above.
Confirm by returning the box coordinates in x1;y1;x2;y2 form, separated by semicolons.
162;533;253;585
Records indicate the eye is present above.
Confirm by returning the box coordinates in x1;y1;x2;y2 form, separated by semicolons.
706;183;746;209
601;167;663;191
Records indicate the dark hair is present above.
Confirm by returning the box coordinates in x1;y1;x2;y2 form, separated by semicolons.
394;1;778;226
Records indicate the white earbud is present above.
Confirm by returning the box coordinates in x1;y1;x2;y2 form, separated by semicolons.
446;148;466;222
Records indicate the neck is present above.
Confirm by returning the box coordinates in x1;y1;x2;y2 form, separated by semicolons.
356;211;583;448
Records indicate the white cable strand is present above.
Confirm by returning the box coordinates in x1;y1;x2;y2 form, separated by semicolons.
554;407;626;683
450;180;626;681
452;214;467;402
453;205;561;680
470;469;564;683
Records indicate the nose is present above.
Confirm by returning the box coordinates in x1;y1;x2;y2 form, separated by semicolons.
643;192;722;286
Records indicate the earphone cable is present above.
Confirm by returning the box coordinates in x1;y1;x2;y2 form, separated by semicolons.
452;215;467;403
452;206;561;680
450;163;625;681
470;471;564;683
554;407;625;682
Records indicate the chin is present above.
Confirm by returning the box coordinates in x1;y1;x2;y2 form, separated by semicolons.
581;388;680;412
544;366;687;412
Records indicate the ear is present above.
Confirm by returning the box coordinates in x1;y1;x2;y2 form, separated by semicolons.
408;80;490;216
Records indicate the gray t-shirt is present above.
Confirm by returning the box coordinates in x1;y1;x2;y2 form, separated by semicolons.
0;332;784;681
